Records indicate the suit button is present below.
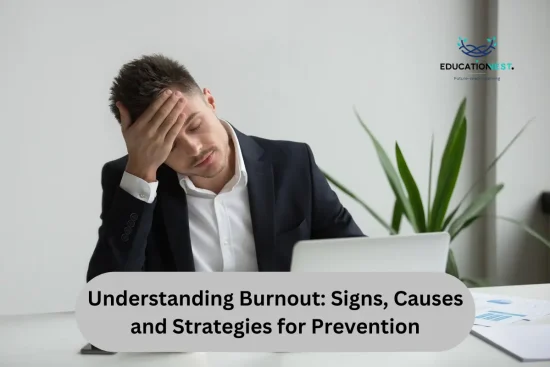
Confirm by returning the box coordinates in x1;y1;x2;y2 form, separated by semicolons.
121;234;129;242
127;220;135;227
124;227;131;234
130;213;138;220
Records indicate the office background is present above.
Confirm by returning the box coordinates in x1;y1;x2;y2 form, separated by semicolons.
0;0;548;316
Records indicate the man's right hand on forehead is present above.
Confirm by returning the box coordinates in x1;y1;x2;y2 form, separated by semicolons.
117;89;187;182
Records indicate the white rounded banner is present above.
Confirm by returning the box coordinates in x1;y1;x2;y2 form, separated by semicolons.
76;272;475;352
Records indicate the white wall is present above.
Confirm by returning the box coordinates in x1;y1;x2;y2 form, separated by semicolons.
0;0;499;315
488;0;550;285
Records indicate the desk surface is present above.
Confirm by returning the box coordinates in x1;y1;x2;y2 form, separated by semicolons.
1;283;549;367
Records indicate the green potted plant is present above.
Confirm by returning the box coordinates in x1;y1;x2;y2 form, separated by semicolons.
322;98;550;287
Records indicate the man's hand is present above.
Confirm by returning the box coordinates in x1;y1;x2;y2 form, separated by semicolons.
117;89;187;182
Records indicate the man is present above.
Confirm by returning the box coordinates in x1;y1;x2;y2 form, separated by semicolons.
86;54;364;282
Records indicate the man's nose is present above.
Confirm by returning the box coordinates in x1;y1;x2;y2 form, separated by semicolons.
177;136;202;156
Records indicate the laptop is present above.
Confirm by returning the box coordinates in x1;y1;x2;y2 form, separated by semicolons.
290;232;450;272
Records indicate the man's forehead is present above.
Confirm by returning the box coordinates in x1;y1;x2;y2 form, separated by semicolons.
165;88;203;103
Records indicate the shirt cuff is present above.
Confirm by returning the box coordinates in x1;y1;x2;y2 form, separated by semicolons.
120;171;158;204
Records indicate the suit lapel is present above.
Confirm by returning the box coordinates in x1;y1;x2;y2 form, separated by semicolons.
157;164;195;271
234;128;277;271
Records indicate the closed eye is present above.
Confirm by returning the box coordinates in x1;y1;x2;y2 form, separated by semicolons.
188;122;202;132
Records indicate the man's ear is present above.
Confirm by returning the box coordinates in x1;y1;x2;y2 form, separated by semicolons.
203;87;216;110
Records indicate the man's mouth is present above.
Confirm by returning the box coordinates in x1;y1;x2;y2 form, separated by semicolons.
194;151;214;167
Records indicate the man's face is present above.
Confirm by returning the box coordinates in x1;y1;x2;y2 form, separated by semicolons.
163;89;230;179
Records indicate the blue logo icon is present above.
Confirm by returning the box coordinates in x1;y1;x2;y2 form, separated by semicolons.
457;36;497;57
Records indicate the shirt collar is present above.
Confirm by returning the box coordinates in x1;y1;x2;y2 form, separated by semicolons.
177;119;248;196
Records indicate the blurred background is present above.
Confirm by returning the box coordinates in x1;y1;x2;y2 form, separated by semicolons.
0;0;548;316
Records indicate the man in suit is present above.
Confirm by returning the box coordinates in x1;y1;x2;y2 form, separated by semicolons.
86;54;364;282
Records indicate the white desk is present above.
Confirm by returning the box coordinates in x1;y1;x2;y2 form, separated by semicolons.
1;283;549;367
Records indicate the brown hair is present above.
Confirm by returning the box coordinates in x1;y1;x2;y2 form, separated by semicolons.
109;53;201;124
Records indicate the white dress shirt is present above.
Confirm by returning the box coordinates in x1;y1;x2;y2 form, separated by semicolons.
119;120;259;272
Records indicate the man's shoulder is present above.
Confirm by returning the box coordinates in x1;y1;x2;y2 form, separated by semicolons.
103;154;129;170
244;135;321;186
246;135;312;162
100;155;129;181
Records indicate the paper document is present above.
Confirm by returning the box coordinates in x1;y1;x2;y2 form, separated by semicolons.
471;292;550;325
471;324;550;362
474;310;527;327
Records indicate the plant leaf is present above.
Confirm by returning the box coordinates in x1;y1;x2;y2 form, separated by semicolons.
448;117;535;223
322;170;396;234
449;184;504;239
446;249;459;278
395;143;427;232
442;205;460;230
427;133;434;227
353;107;419;232
451;215;480;240
493;215;550;249
429;109;468;232
461;277;491;288
391;199;403;233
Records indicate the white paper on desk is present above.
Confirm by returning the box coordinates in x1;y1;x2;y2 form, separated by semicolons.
473;311;526;327
471;324;550;362
471;292;550;322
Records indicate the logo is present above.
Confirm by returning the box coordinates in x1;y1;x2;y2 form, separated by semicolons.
457;36;497;57
440;36;514;81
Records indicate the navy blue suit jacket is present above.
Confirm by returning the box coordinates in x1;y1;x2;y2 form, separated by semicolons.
86;127;364;282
